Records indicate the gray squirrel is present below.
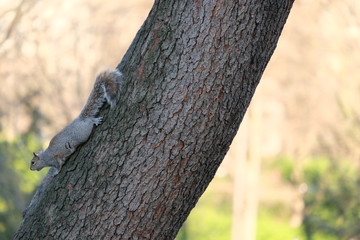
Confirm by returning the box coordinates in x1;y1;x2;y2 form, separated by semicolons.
30;68;122;174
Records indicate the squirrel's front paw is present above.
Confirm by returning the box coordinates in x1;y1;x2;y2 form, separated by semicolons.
94;117;103;126
50;167;60;176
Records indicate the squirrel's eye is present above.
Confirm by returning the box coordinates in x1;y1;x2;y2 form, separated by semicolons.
31;161;35;165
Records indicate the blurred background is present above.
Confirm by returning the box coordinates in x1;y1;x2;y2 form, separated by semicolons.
0;0;359;239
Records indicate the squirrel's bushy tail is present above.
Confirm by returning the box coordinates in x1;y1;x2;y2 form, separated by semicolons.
79;69;122;118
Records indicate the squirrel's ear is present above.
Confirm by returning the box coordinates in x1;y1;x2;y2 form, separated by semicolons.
33;152;38;157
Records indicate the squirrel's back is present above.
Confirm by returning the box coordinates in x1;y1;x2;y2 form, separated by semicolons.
80;69;122;118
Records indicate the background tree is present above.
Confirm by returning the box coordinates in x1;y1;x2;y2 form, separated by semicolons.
14;0;294;239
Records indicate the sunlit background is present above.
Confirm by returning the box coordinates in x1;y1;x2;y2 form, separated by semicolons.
0;0;359;239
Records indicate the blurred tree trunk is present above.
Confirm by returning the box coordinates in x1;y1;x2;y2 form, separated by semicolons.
14;0;294;239
231;100;262;240
231;114;250;240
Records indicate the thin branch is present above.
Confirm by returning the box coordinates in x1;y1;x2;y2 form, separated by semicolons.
0;0;38;46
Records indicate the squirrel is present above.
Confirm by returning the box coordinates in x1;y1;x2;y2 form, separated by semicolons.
30;68;122;174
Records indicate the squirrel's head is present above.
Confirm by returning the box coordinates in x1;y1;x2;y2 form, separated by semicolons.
30;152;44;171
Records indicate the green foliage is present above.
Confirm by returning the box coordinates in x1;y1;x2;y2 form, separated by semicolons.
303;156;330;187
273;155;360;240
0;133;44;239
303;158;360;239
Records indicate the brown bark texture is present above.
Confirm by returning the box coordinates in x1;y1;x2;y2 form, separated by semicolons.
15;0;294;239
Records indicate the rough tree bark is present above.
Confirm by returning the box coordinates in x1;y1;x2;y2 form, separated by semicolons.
15;0;294;239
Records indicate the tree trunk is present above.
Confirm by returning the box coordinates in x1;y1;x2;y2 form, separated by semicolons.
15;0;294;239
